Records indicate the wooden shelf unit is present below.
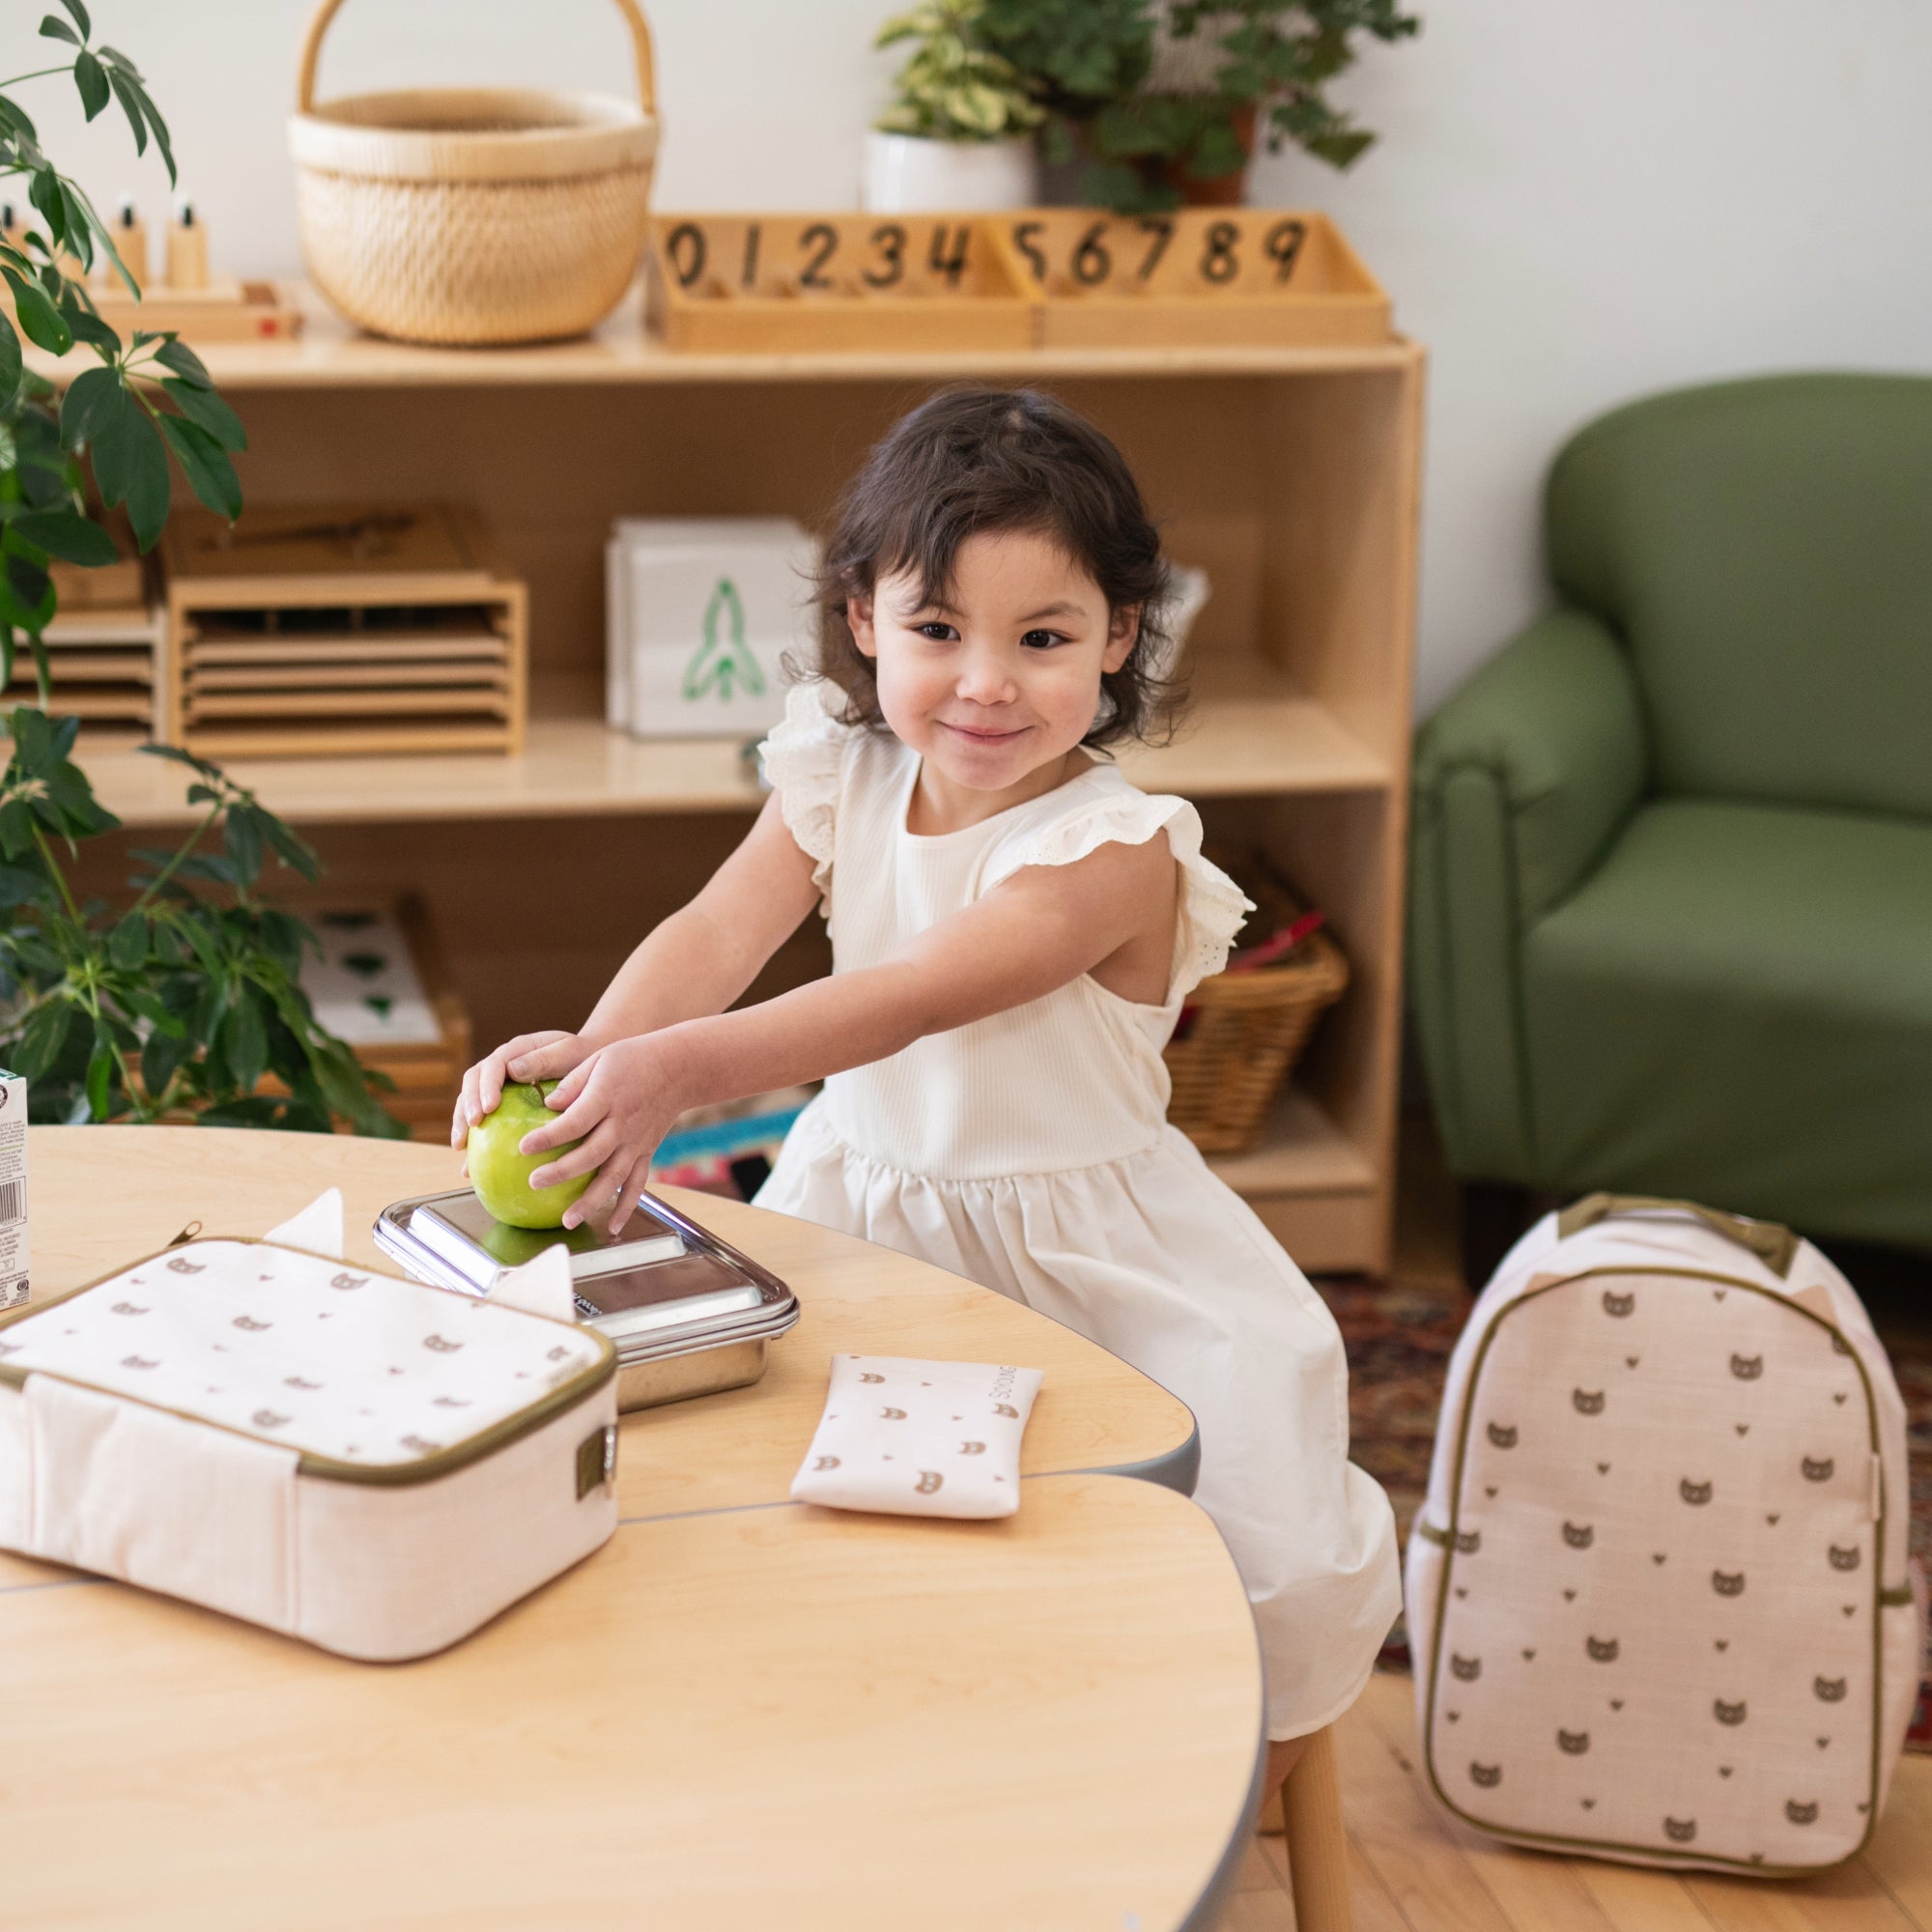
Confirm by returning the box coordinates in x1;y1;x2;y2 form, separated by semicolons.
45;290;1422;1275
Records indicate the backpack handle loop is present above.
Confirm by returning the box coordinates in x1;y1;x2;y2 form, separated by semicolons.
1555;1193;1799;1278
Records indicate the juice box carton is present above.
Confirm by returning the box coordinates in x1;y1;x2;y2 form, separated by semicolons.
0;1071;24;1308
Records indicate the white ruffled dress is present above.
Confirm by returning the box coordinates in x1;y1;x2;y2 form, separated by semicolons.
754;682;1400;1739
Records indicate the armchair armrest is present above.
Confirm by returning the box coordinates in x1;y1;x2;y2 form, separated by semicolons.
1408;609;1648;1183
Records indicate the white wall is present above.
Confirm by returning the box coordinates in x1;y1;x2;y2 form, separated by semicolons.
40;0;1932;712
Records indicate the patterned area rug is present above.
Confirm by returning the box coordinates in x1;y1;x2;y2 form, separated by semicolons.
1320;1269;1932;1749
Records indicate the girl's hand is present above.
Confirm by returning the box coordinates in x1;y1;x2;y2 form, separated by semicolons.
516;1035;686;1234
451;1030;593;1148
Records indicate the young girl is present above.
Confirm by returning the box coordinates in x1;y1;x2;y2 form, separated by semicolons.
455;388;1399;1788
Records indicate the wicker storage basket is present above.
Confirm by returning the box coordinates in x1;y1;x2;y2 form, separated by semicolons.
287;0;659;346
1163;858;1349;1155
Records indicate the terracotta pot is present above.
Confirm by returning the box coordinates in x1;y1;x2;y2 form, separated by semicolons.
1170;101;1255;207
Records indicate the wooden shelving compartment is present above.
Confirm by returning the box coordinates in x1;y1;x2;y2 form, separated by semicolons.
161;503;527;758
39;310;1422;1274
2;558;161;742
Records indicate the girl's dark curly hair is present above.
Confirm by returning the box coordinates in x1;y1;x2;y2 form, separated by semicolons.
803;386;1183;750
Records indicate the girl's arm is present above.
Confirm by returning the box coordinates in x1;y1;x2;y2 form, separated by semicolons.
522;833;1177;1229
453;794;821;1135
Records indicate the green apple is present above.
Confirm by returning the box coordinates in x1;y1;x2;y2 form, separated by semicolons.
468;1081;592;1230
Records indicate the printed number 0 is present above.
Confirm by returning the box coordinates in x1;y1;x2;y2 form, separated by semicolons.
1200;221;1239;285
1072;219;1112;286
666;221;706;290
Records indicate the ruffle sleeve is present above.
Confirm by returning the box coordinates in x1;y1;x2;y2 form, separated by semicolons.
757;680;851;912
983;781;1255;1002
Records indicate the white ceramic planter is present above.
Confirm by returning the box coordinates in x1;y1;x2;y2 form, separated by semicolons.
861;129;1038;213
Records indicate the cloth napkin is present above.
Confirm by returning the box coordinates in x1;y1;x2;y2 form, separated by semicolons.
790;1354;1044;1520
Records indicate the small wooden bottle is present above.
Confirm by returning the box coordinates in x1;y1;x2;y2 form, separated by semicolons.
164;195;208;291
102;197;148;289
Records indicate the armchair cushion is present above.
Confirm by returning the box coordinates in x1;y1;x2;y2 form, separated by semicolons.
1547;373;1932;820
1521;798;1932;1248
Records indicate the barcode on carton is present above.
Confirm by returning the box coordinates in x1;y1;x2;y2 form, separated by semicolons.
0;1181;19;1222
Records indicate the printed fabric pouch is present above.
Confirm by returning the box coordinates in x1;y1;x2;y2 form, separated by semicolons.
791;1354;1043;1520
0;1190;618;1662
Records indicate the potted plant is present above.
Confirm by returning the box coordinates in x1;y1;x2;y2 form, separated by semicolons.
0;5;402;1134
865;0;1045;213
985;0;1420;211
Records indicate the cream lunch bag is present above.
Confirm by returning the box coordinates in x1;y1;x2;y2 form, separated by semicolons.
1406;1194;1920;1875
0;1194;618;1662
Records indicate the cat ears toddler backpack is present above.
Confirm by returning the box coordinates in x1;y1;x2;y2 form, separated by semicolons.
1405;1194;1921;1875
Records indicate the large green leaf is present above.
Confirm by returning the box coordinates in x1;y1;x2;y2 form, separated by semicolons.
12;509;116;566
89;392;168;551
0;312;20;412
14;999;71;1081
104;66;146;161
153;337;212;389
158;413;241;521
221;993;268;1093
160;377;245;452
2;267;71;355
72;51;108;122
60;363;121;447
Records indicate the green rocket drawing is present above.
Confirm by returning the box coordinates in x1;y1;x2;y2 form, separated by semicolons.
683;577;768;703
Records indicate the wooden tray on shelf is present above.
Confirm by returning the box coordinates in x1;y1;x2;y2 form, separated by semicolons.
646;213;1033;355
3;556;163;743
991;208;1389;350
159;503;526;759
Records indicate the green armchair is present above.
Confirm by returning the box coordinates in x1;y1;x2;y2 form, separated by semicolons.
1408;373;1932;1256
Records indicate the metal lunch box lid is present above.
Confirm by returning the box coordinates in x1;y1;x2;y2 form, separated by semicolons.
374;1188;799;1367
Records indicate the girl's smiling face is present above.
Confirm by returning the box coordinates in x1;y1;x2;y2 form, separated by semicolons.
848;528;1139;815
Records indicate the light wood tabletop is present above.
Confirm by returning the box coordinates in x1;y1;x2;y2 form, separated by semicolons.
20;1126;1197;1521
3;1127;1261;1930
3;1473;1263;1932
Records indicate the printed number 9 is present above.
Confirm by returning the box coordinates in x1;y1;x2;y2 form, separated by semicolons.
1264;218;1307;283
1199;221;1239;285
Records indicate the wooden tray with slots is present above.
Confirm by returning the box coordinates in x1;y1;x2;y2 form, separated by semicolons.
991;209;1389;350
2;555;162;743
646;213;1033;355
158;503;526;759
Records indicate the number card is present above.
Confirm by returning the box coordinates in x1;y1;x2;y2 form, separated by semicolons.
996;209;1388;350
646;214;1033;355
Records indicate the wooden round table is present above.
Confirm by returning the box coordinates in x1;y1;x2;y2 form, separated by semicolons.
3;1129;1264;1930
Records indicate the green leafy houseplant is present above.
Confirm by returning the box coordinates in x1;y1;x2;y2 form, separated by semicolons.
875;0;1045;141
982;0;1420;211
0;715;404;1134
0;4;402;1135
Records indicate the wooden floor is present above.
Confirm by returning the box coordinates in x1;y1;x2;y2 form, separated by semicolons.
1227;1617;1932;1931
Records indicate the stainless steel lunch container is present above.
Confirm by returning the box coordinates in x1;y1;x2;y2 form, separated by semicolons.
375;1189;799;1412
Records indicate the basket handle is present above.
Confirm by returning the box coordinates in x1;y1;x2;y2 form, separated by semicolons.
296;0;657;116
1554;1192;1799;1277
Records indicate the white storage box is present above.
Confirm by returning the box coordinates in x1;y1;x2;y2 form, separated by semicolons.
605;516;816;738
0;1229;618;1661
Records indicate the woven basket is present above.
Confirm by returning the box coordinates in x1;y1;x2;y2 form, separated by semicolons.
287;0;659;346
1163;859;1349;1155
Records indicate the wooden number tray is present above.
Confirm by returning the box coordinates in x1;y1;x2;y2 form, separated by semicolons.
647;213;1033;355
158;503;527;759
993;208;1389;350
